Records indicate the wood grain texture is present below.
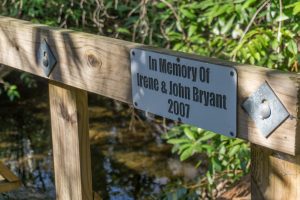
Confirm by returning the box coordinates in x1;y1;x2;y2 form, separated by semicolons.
49;81;92;200
0;16;300;155
0;161;20;182
0;161;21;192
251;144;300;200
0;181;21;193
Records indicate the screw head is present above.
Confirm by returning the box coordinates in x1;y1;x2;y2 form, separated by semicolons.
43;59;49;67
259;99;271;120
42;51;49;67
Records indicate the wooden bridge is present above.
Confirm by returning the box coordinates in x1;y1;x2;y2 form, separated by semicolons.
1;16;300;200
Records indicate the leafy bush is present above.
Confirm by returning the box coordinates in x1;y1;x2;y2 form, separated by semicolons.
1;0;300;198
1;1;299;70
160;125;250;198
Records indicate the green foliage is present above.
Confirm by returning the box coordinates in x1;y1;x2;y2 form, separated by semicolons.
162;125;250;198
0;72;36;101
0;82;20;101
20;73;37;88
1;1;299;71
1;0;300;198
147;0;299;71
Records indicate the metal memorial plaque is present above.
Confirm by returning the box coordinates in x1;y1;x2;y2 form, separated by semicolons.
130;49;237;137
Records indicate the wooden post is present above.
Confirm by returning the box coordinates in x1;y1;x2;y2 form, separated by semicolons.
49;81;93;200
251;144;300;200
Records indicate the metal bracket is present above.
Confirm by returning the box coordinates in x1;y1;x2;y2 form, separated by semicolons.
37;39;57;77
242;82;289;137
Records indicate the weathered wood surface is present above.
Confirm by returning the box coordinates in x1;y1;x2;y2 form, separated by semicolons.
251;144;300;200
0;161;21;192
49;81;92;200
0;16;300;155
0;161;19;182
0;181;21;193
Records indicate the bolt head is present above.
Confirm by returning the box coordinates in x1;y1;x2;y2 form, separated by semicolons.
43;58;49;67
259;100;271;120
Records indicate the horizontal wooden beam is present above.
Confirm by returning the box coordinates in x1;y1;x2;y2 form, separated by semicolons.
0;161;21;192
0;16;299;155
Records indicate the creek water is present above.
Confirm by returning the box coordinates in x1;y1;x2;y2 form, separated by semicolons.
0;81;199;200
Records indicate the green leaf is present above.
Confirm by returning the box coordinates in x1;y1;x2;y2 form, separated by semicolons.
155;2;167;9
211;157;222;172
178;143;192;154
287;40;298;55
171;145;179;154
197;128;206;134
293;3;300;15
275;13;289;22
180;8;196;19
221;16;235;35
206;171;213;185
287;2;300;15
193;144;203;153
228;145;240;157
198;132;216;142
242;0;256;9
195;160;202;168
116;27;130;35
219;145;226;155
184;127;196;140
167;138;190;144
188;24;197;37
201;144;214;152
229;139;244;147
271;40;279;51
180;146;193;161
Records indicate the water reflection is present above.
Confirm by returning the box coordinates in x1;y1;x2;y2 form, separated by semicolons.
0;89;55;200
0;83;197;199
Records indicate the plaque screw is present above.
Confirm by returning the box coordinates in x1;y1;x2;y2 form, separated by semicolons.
259;99;271;120
42;51;49;68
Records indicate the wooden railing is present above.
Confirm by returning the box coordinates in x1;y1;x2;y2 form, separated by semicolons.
1;16;300;200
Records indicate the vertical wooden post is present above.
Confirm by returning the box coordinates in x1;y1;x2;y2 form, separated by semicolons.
251;144;300;200
49;81;93;200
